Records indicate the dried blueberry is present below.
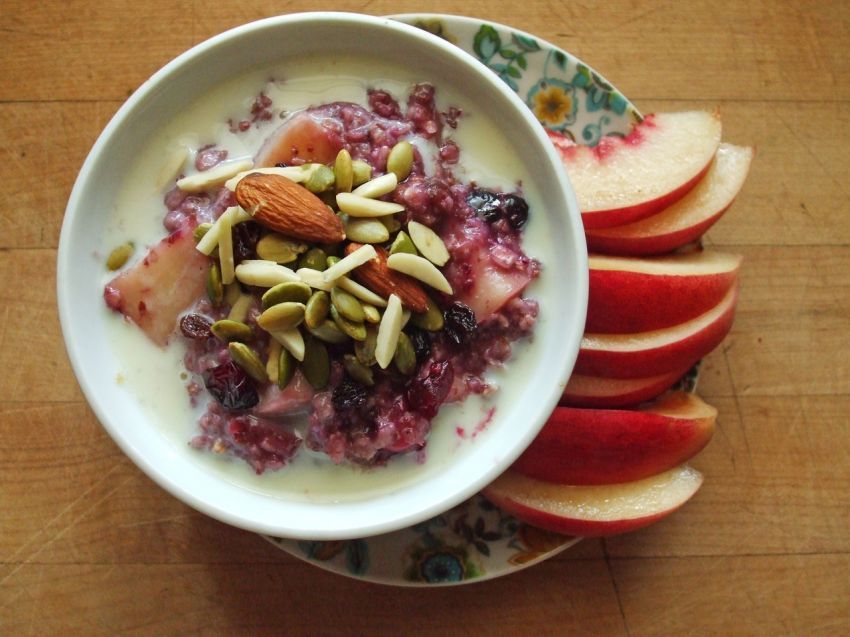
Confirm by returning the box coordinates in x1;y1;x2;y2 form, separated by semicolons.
502;193;529;229
407;327;432;364
443;301;478;346
405;360;454;418
179;313;213;340
332;378;367;412
466;188;502;223
232;221;262;264
202;361;259;411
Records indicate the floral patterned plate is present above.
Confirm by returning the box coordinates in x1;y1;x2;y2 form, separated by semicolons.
263;13;644;586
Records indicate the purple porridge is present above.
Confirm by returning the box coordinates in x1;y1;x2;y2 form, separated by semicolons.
104;83;540;474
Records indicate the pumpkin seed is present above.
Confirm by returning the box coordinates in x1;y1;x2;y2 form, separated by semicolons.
307;320;349;344
255;233;307;264
277;346;295;388
228;342;268;383
224;282;242;307
193;223;213;243
351;159;372;186
206;262;224;306
304;164;336;193
257;302;306;332
334;149;354;193
354;327;378;366
343;354;374;386
387;140;414;181
304;290;330;328
106;242;134;270
302;337;330;389
379;215;402;234
211;319;253;342
389;231;417;256
261;281;312;310
326;255;340;268
344;217;390;244
330;305;367;341
393;332;416;375
410;296;444;331
331;286;365;322
299;247;328;271
228;292;252;324
362;304;381;324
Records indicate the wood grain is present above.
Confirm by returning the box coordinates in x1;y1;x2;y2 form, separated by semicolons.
2;1;848;635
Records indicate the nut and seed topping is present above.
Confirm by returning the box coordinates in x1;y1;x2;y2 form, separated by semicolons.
306;319;349;344
330;305;367;341
177;158;254;193
407;221;450;266
304;290;330;328
389;231;417;256
410;296;445;331
330;286;366;322
350;159;373;187
343;354;374;386
333;149;354;193
375;294;404;369
344;217;390;244
278;345;296;389
228;342;269;383
106;242;134;271
302;337;330;389
261;281;312;309
211;319;253;342
303;164;336;193
206;262;224;306
393;331;417;375
269;327;305;361
255;233;307;263
386;140;414;181
386;252;453;295
335;192;405;218
257;301;306;332
351;171;397;198
235;260;299;287
322;243;377;283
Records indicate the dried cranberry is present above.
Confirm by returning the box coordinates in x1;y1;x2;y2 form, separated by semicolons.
443;302;478;346
179;313;213;340
405;360;454;418
502;193;529;229
406;327;432;364
232;221;262;263
332;378;367;412
466;188;502;223
202;361;259;411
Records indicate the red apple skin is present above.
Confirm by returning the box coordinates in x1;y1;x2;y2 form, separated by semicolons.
575;284;738;379
587;252;742;333
482;465;704;537
560;368;689;408
514;392;716;485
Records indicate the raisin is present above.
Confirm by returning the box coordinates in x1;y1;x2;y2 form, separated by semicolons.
179;313;213;340
232;221;262;264
502;193;529;229
332;378;367;412
202;361;259;411
443;302;478;346
405;360;454;418
466;188;501;223
406;327;432;364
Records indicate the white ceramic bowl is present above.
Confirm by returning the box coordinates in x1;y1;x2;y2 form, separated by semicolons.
57;12;587;540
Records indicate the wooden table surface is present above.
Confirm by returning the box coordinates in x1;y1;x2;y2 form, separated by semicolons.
2;1;848;634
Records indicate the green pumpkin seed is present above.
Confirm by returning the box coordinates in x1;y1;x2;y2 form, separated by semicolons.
326;255;340;268
193;223;213;243
387;140;414;181
304;164;336;193
277;347;295;388
354;327;378;366
307;319;349;344
389;231;417;256
334;149;354;193
343;354;374;386
299;247;328;271
331;286;365;322
255;233;307;263
393;332;417;375
330;305;366;341
211;319;253;342
379;215;402;234
106;242;134;270
304;290;330;328
261;281;312;310
206;262;224;306
344;217;390;244
257;302;306;332
351;159;373;186
410;296;444;331
302;338;330;389
228;342;268;383
362;304;381;324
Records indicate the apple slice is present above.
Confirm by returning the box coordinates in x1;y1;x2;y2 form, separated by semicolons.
585;144;754;255
483;465;703;537
254;111;342;167
104;225;210;346
550;111;722;229
587;251;742;333
576;283;738;378
515;392;716;485
560;368;688;408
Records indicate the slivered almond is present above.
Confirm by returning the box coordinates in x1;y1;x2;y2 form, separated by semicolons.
351;172;398;198
177;158;254;192
386;252;453;294
196;207;253;255
322;244;377;282
336;192;404;217
269;328;305;362
345;243;428;312
234;260;300;287
235;173;345;243
407;221;450;266
337;276;388;308
375;294;403;369
224;163;323;191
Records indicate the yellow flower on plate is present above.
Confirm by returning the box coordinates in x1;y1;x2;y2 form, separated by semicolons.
531;82;575;128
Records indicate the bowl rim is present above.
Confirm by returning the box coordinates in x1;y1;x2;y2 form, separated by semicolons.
57;11;588;539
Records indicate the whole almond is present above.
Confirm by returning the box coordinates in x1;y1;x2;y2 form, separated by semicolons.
235;173;345;243
345;243;428;312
